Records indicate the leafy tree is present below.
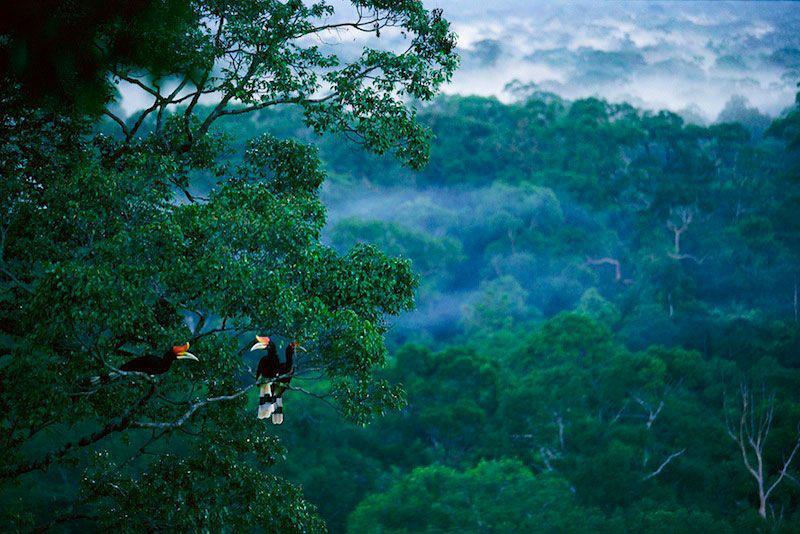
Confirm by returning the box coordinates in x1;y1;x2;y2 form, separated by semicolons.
0;0;196;112
716;95;773;138
348;460;606;533
0;0;456;530
462;275;531;333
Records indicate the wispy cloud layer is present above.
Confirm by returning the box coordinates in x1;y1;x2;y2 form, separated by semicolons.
429;0;800;120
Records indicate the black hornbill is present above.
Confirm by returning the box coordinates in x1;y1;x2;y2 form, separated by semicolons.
250;337;304;423
271;341;300;425
89;342;198;385
120;342;199;374
251;336;279;419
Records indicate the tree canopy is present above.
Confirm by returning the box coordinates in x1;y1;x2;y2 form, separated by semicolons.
0;0;456;530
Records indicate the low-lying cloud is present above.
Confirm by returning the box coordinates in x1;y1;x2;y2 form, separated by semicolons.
432;0;800;120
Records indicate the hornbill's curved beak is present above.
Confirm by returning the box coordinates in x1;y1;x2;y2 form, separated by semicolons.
296;345;307;352
175;342;199;361
250;335;271;351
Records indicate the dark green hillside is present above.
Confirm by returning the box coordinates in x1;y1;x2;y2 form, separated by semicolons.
206;90;800;531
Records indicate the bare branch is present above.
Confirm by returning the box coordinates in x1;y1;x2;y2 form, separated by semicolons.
102;110;130;137
729;384;800;519
111;70;161;99
131;385;254;429
764;424;800;501
667;252;707;264
634;396;664;429
642;448;686;480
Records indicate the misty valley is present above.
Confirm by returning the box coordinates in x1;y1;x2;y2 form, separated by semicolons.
3;1;800;532
210;92;800;531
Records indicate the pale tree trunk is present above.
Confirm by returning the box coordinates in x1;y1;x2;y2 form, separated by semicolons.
666;206;705;264
726;385;800;520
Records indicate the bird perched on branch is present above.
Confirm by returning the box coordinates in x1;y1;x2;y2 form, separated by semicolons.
271;341;302;425
250;337;304;423
89;342;198;385
251;336;279;420
120;342;198;374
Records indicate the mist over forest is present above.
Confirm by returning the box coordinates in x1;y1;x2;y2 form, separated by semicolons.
209;85;800;530
445;0;800;119
3;1;800;532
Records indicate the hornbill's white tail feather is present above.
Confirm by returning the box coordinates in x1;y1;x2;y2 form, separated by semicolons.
271;397;284;425
258;383;276;419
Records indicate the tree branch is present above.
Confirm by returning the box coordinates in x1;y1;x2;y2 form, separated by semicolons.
2;385;156;479
131;384;254;429
642;448;686;480
764;424;800;500
102;109;130;137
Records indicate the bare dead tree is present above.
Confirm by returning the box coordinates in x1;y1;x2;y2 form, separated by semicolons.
726;385;800;519
634;396;664;430
666;206;706;264
667;207;692;257
539;446;559;472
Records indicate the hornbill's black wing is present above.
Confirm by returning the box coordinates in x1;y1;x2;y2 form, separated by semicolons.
279;343;295;384
256;341;280;420
120;351;169;374
256;341;280;379
270;343;297;425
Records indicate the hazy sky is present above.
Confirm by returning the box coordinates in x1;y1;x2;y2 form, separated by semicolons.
428;1;800;120
118;1;800;121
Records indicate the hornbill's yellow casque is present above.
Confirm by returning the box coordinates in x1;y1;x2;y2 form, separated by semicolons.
251;336;279;419
120;342;198;374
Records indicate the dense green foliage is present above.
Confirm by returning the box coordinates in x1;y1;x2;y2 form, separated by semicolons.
0;1;455;531
0;0;197;113
4;1;800;532
212;89;800;531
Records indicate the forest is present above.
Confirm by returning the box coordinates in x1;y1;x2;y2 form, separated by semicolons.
2;0;800;532
237;90;800;532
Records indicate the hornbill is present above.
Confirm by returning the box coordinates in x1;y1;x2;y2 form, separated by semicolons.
271;341;301;425
250;338;304;423
120;342;199;374
251;336;279;419
89;342;198;385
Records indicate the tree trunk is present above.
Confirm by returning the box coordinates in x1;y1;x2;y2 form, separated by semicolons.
668;292;674;318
